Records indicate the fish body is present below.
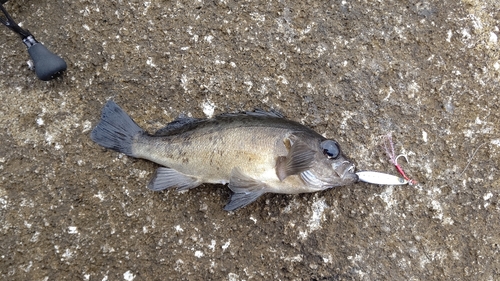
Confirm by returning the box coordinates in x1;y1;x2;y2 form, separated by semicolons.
91;101;358;210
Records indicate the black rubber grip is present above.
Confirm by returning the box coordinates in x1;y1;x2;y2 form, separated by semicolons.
27;43;67;81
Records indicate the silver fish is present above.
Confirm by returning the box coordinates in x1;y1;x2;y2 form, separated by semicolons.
91;101;358;211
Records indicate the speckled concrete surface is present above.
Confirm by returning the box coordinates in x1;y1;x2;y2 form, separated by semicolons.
1;0;499;280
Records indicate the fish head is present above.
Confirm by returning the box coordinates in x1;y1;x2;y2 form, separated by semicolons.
300;139;358;189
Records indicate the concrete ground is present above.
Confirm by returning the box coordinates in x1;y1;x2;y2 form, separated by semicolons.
1;0;499;280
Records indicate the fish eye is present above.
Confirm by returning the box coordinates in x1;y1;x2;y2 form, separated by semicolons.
320;140;340;159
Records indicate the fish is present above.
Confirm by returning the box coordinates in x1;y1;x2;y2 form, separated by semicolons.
91;100;358;211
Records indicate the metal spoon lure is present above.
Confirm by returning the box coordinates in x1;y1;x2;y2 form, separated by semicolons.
356;171;409;185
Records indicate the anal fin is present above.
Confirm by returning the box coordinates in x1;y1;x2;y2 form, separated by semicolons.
224;191;266;211
224;168;267;211
147;167;201;191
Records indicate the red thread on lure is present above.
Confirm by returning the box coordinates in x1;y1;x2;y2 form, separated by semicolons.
383;133;417;185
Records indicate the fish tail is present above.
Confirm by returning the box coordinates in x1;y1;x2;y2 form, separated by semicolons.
90;100;144;156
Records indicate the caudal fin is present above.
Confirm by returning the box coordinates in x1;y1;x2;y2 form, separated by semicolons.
90;100;144;156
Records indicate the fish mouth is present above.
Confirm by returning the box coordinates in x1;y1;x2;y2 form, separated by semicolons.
301;161;358;189
334;161;357;178
343;162;356;178
333;160;358;181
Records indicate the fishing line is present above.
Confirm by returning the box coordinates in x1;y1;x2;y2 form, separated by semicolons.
459;142;487;177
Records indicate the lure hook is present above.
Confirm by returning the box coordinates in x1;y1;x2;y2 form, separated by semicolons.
395;154;409;165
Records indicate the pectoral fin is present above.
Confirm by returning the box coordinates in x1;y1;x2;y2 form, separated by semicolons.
276;139;316;181
147;167;201;191
224;168;267;211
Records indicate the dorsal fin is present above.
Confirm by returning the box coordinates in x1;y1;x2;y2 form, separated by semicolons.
248;108;284;118
153;116;201;136
218;108;284;119
154;109;284;136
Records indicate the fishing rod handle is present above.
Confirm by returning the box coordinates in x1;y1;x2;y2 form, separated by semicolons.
24;37;67;81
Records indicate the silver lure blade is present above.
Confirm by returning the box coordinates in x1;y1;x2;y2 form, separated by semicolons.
356;171;408;185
